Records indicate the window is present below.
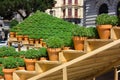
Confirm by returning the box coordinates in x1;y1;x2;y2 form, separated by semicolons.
75;9;78;18
63;9;66;18
63;0;65;5
68;8;72;17
74;0;78;5
98;3;108;15
68;0;72;5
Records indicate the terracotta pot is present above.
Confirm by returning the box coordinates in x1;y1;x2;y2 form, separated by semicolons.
35;39;39;44
16;35;23;41
29;39;34;45
0;75;3;79
24;59;36;71
9;32;16;38
63;47;70;50
3;68;16;80
40;57;47;61
23;35;29;41
73;36;87;50
97;25;112;39
47;48;61;61
42;42;47;47
17;67;25;70
40;39;43;45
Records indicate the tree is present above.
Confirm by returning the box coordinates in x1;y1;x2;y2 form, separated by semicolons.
0;0;55;20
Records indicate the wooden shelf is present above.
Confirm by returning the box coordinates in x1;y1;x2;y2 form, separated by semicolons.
35;61;62;73
59;50;85;62
13;70;39;80
85;39;113;52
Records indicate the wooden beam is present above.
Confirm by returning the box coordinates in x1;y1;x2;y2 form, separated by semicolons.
13;72;20;80
63;67;68;80
111;27;120;39
114;67;118;80
28;39;120;80
18;43;21;51
93;77;96;80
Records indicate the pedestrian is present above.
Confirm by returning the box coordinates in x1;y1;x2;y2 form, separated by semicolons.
0;24;3;41
1;29;5;41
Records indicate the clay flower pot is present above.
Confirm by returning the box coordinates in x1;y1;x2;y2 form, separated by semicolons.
47;48;61;61
73;36;87;50
9;32;16;38
24;59;36;71
3;68;16;80
97;25;112;39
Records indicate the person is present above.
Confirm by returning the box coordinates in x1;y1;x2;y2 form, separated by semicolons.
0;24;3;41
1;29;5;41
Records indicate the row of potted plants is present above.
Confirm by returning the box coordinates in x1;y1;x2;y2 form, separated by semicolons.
0;46;48;80
9;11;119;49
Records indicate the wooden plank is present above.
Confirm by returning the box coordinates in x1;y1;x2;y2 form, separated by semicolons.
35;61;61;73
63;67;67;80
33;70;63;80
111;27;120;39
85;39;113;52
93;58;120;78
13;72;20;80
60;50;85;62
28;39;120;80
13;70;38;80
68;61;111;73
71;50;120;68
8;38;17;42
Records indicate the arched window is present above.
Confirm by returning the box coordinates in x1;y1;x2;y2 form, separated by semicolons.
117;2;120;17
98;3;108;15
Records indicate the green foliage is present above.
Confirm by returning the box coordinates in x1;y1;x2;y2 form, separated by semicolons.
2;57;18;69
0;0;55;20
18;51;26;58
0;58;3;64
12;11;76;45
16;57;25;67
63;36;73;47
46;36;64;48
10;19;19;28
24;49;40;59
0;46;17;57
38;47;47;57
0;66;4;76
110;15;119;26
72;26;90;37
96;13;119;26
86;27;99;38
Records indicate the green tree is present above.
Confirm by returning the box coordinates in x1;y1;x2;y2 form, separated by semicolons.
0;0;55;20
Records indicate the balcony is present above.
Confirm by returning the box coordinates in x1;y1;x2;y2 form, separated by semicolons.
61;16;80;19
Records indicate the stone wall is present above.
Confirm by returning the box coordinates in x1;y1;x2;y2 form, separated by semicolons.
83;0;120;26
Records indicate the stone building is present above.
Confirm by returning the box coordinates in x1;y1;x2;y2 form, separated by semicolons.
46;0;120;26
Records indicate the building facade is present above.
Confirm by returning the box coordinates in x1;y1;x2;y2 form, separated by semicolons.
46;0;120;26
84;0;120;26
46;0;84;25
